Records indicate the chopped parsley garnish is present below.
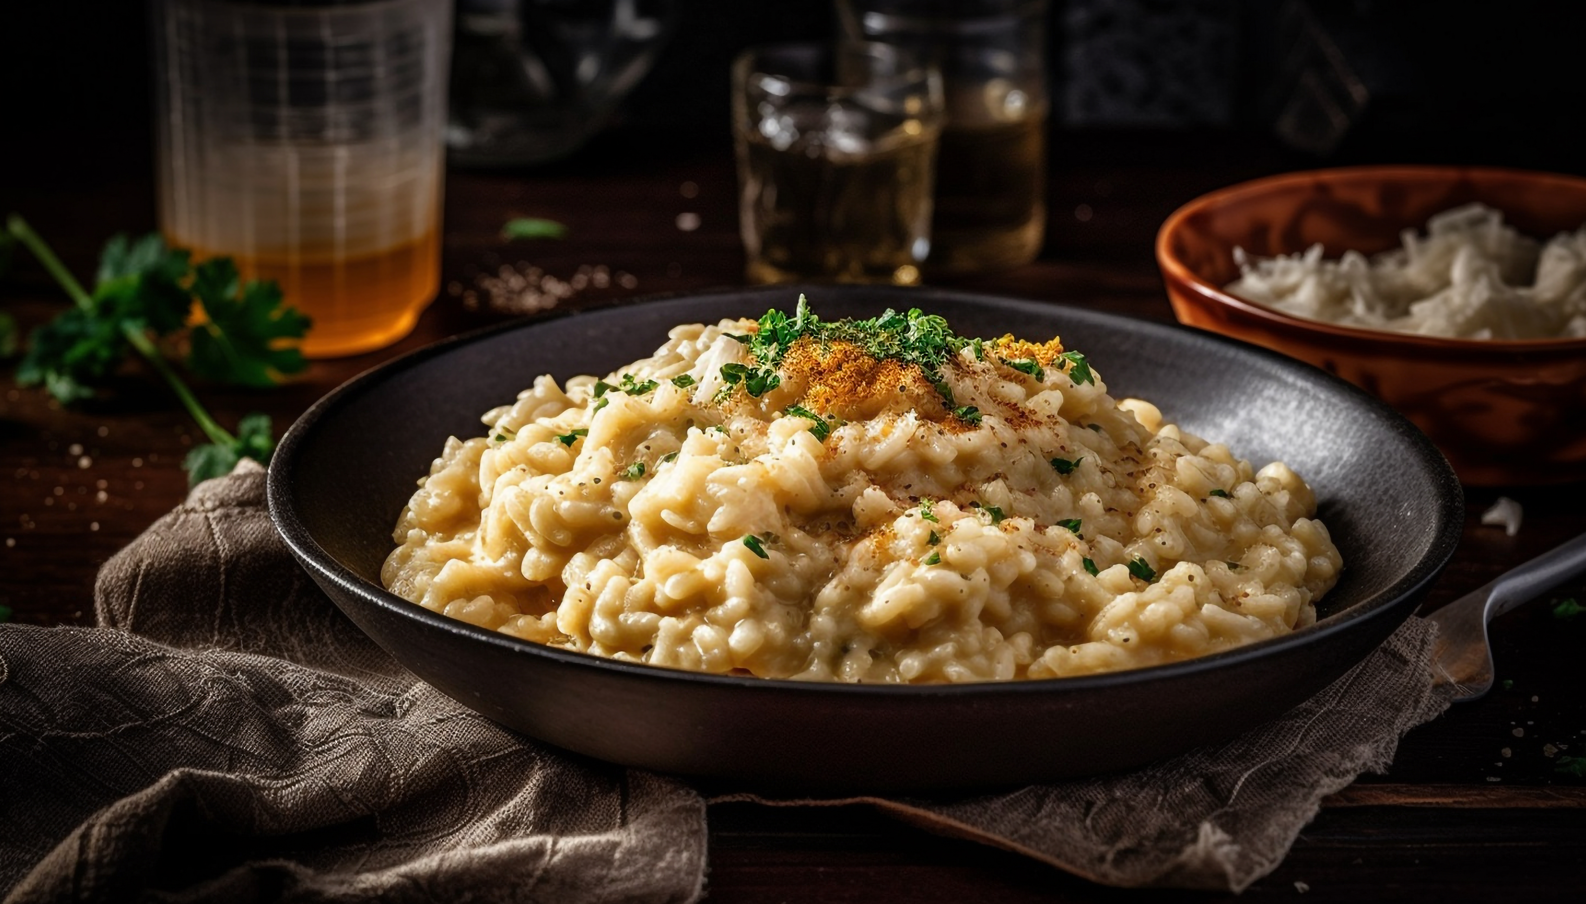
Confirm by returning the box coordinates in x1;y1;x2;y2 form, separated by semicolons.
1004;358;1045;381
1060;351;1094;386
974;503;1006;524
923;551;941;566
742;534;769;559
718;361;781;398
1082;557;1099;576
723;296;990;426
927;531;940;545
592;397;609;413
784;404;831;440
619;461;646;480
918;499;939;523
671;373;696;388
1050;456;1082;475
1127;557;1157;582
597;373;658;398
968;338;985;360
618;373;658;395
492;428;517;443
1057;518;1082;537
1209;488;1230;498
1552;597;1585;620
554;428;587;447
661;451;678;463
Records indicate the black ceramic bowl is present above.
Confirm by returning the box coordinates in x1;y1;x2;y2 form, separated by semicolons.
268;287;1462;791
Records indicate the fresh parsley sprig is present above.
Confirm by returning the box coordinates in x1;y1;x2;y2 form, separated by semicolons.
5;214;310;485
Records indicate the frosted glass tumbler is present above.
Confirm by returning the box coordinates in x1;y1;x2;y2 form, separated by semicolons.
154;0;452;358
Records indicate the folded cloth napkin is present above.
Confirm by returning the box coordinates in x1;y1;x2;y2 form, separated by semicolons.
0;462;1449;901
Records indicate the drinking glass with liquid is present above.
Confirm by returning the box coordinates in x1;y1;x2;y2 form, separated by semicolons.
838;0;1048;275
733;41;944;286
154;0;452;358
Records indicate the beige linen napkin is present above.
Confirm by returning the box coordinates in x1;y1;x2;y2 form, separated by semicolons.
0;462;1448;901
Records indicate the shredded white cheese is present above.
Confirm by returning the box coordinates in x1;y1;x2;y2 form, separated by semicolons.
1227;204;1586;340
1480;496;1523;537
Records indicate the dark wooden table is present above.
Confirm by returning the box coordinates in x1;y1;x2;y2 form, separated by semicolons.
3;130;1583;900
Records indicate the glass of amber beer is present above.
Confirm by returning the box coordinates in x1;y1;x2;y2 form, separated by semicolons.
153;0;452;357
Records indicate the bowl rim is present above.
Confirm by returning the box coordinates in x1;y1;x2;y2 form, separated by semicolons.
1155;163;1586;353
267;285;1464;700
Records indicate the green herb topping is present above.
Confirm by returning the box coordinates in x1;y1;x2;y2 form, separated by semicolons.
953;405;982;425
554;428;587;447
923;551;941;566
1057;518;1083;537
1553;597;1585;620
661;451;678;463
1082;557;1099;576
784;404;831;440
1209;488;1230;498
974;503;1006;525
1127;557;1157;582
742;534;769;559
927;530;940;545
918;499;939;523
1050;456;1082;475
1060;351;1094;386
1004;358;1045;381
671;373;696;388
619;461;646;481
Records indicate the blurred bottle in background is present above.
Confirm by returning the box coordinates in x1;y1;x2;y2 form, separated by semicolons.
154;0;452;358
447;0;676;167
838;0;1048;276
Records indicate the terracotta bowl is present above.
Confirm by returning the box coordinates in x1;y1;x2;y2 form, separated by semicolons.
1156;165;1586;486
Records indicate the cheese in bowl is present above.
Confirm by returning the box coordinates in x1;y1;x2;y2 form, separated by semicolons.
382;299;1341;683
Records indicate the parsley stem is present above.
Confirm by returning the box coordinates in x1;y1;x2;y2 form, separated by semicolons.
7;213;235;447
122;323;235;446
6;214;94;311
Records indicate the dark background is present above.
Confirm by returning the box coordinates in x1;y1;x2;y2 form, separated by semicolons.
3;0;1584;181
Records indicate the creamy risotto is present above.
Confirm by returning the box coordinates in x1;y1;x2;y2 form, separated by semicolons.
383;299;1342;683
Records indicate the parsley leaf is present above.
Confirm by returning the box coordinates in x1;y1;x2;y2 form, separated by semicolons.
1060;351;1094;386
661;451;678;463
186;258;312;388
183;412;275;486
500;217;568;241
742;534;769;559
1127;557;1157;582
554;428;587;446
618;373;658;395
975;503;1006;524
619;461;646;480
1004;358;1045;381
1050;456;1082;475
784;404;831;440
923;551;941;565
1057;518;1083;537
953;405;982;425
1556;755;1586;778
1209;488;1230;498
919;499;939;523
927;531;940;545
6;216;301;486
671;373;696;388
1082;557;1099;576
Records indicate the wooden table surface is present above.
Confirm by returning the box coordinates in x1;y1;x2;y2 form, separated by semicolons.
3;130;1583;900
